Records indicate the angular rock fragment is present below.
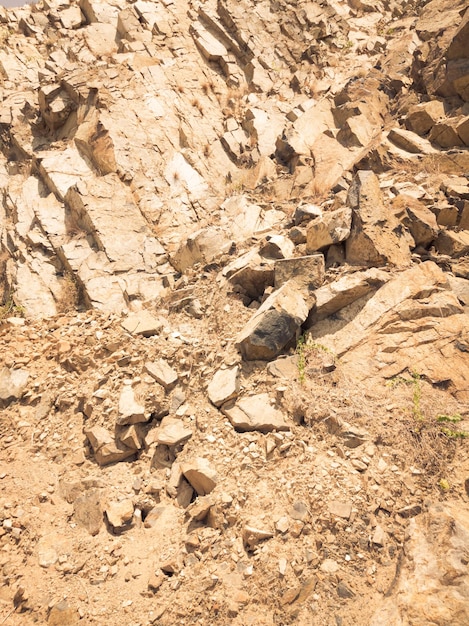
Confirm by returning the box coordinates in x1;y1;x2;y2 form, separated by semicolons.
274;255;325;290
171;227;232;272
0;367;29;408
305;207;352;253
346;170;413;267
73;489;104;536
105;499;134;531
242;522;274;549
222;393;290;432
207;366;239;407
121;311;164;337
405;101;446;136
236;280;314;360
156;417;193;446
181;458;218;496
85;425;134;466
144;359;178;390
387;128;437;154
117;385;146;426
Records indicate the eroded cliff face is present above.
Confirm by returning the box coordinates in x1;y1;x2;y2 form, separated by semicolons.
1;1;469;625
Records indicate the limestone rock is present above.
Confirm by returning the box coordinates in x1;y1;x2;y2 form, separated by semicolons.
85;425;134;466
207;365;239;407
117;385;146;426
405;100;446;136
305;207;352;253
171;227;232;272
274;255;325;290
429;119;465;148
156;417;193;446
346;170;413;267
121;311;164;337
371;503;469;626
243;522;274;549
222;393;290;432
392;195;439;247
48;601;79;626
236;280;314;360
181;458;218;496
435;229;469;257
0;367;29;408
73;488;104;536
387;128;437;154
307;268;388;324
105;499;134;531
144;359;178;389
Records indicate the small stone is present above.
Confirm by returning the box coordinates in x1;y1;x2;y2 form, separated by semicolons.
275;516;290;533
181;458;217;495
117;385;146;426
207;366;239;407
148;570;164;592
372;525;386;546
156;417;193;446
222;393;290;433
328;501;352;519
105;500;134;531
0;367;29;408
320;558;340;573
337;582;355;599
121;311;164;337
397;504;422;518
242;523;274;549
144;359;178;389
290;501;309;521
278;558;288;576
143;506;166;529
48;601;79;625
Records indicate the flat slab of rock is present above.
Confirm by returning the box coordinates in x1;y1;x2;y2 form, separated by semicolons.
144;359;178;389
236;280;313;361
388;127;437;154
305;207;352;253
117;385;146;425
181;457;218;496
274;254;325;290
207;365;239;407
156;417;193;446
0;367;29;408
121;311;164;337
222;393;290;432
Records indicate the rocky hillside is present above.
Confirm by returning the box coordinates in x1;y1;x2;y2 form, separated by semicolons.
1;0;469;624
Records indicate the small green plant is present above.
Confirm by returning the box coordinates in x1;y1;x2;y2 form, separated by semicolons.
438;478;451;492
411;370;423;421
437;414;469;439
0;293;25;320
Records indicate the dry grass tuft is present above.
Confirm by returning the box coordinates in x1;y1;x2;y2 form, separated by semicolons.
56;272;79;314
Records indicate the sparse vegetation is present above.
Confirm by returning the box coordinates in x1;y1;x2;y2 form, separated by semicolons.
0;293;25;320
56;272;79;314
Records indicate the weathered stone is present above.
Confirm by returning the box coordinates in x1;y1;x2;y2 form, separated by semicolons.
117;424;143;450
85;425;134;466
259;235;294;260
156;417;192;446
274;255;325;290
387;128;437;154
457;116;469;146
73;488;104;536
207;366;239;407
435;230;469;257
121;311;164;337
225;252;275;299
117;385;146;426
0;367;29;408
307;269;388;324
48;601;79;626
222;393;290;432
305;207;352;253
392;195;439;247
236;280;314;360
171;227;232;272
105;499;134;531
242;522;274;549
346;170;413;267
294;204;322;225
328;501;352;519
144;359;178;389
429;120;465;148
405;100;446;136
371;503;469;626
181;458;218;496
143;506;167;529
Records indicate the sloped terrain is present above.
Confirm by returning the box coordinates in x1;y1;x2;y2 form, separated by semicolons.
1;0;469;625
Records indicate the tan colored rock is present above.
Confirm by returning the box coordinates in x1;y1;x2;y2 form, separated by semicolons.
207;365;239;407
171;227;232;272
346;170;413;267
392;194;439;247
156;417;193;446
222;393;290;432
181;458;218;496
328;501;352;519
387;128;437;154
371;503;469;626
243;522;274;549
274;255;325;290
73;489;104;536
121;311;164;337
144;359;178;389
307;269;388;324
105;499;134;530
117;385;146;426
48;601;79;626
0;367;29;408
85;425;134;466
429;120;465;148
435;229;469;257
305;207;352;253
457;116;469;146
236;280;313;360
405;100;446;136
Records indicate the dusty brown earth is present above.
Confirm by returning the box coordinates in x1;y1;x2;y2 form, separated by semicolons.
1;0;469;624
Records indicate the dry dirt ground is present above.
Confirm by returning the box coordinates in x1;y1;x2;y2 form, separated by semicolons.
1;277;468;626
